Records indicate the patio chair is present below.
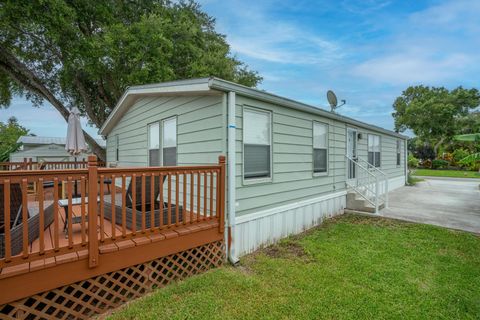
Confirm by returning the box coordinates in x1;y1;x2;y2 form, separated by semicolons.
0;183;54;258
103;175;183;231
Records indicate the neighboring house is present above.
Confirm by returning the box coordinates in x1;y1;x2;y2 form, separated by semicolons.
9;136;106;162
99;77;408;259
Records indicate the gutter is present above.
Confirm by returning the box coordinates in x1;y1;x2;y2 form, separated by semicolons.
226;91;239;265
209;78;408;140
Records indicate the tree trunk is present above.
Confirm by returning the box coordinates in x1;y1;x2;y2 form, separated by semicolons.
84;133;106;161
0;49;106;161
433;137;445;157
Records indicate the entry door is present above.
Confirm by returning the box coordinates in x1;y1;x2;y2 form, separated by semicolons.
346;128;358;180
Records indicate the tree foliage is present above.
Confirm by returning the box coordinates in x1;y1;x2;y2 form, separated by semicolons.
0;0;261;159
393;86;480;155
0;117;30;161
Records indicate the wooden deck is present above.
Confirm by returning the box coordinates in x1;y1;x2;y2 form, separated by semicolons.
0;203;217;278
0;156;226;312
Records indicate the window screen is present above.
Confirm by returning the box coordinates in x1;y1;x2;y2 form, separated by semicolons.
148;122;160;166
313;122;328;173
396;140;401;166
162;117;177;166
244;109;271;179
368;134;381;167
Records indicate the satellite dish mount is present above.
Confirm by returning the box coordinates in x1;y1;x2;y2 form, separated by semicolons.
327;90;346;113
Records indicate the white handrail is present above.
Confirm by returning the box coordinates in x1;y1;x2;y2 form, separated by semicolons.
356;157;389;208
345;155;389;213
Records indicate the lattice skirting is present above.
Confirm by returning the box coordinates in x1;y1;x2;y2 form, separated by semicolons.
0;240;224;320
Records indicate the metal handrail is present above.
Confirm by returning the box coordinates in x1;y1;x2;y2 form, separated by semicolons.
345;155;378;208
345;155;389;213
356;157;389;208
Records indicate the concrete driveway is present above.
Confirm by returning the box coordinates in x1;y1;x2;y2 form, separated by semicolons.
380;177;480;233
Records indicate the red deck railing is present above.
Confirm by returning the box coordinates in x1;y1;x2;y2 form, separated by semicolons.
0;156;225;270
0;158;106;171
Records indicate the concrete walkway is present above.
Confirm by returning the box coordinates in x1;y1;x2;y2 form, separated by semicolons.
380;177;480;233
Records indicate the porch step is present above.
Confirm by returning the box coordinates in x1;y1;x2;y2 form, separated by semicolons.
346;192;384;213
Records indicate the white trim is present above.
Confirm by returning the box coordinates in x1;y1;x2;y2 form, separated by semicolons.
161;116;178;166
236;190;347;224
312;121;329;176
100;81;212;135
242;106;273;185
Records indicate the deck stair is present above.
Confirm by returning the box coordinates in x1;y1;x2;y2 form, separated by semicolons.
345;155;388;214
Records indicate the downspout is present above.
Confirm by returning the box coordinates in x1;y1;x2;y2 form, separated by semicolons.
227;91;239;265
405;138;408;185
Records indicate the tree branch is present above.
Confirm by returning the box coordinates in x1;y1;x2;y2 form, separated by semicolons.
0;48;106;160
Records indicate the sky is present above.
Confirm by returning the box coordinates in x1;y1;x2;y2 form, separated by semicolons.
1;0;479;139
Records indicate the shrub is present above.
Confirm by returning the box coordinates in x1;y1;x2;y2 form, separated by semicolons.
432;159;449;169
452;149;470;166
408;154;419;168
422;159;432;168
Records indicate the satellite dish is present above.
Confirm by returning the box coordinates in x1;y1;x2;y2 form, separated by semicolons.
327;90;346;112
327;90;337;108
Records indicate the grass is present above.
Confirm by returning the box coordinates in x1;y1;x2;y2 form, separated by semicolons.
407;173;424;185
107;215;480;320
413;169;480;178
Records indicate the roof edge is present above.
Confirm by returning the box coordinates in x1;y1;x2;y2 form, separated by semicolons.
99;78;212;135
99;77;408;140
208;78;408;139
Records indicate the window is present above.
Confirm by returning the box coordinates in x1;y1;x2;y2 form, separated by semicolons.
162;117;177;166
243;108;271;179
368;134;381;167
115;134;119;162
148;122;160;166
313;122;328;173
396;140;401;166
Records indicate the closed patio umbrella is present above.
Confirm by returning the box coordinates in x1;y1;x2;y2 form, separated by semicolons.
65;107;88;156
65;107;88;196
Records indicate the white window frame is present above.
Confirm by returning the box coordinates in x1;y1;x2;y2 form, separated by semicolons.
147;121;160;166
242;106;273;185
368;134;381;168
313;121;329;177
161;116;177;166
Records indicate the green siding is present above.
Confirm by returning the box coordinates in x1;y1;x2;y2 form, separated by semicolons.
106;91;405;218
355;127;405;178
234;96;406;216
106;95;224;167
235;96;346;216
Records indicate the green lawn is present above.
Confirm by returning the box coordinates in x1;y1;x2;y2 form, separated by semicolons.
413;169;480;178
108;215;480;320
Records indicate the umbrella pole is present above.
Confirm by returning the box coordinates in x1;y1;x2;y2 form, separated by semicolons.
74;156;78;196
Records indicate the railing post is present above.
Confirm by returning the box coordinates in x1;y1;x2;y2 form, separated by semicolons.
375;176;379;214
218;155;226;233
87;155;99;268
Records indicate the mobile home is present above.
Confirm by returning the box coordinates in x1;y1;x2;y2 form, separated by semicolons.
99;77;408;260
10;136;106;162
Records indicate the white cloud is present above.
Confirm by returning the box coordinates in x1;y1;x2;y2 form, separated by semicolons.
208;1;343;66
352;52;474;85
349;0;480;86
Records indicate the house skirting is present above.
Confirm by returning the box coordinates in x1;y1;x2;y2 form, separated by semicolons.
234;191;347;257
389;175;406;191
